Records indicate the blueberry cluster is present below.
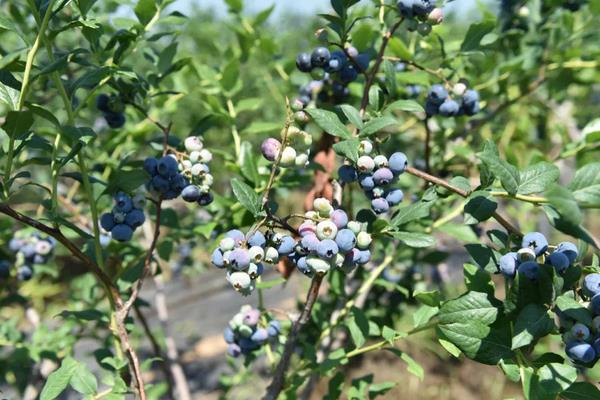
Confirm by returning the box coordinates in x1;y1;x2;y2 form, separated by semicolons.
8;234;57;281
337;140;407;214
211;229;295;295
144;136;213;204
288;198;372;277
261;126;312;168
498;232;579;280
100;192;146;242
425;83;480;117
294;46;369;107
224;305;281;358
96;94;126;129
559;273;600;364
397;1;443;36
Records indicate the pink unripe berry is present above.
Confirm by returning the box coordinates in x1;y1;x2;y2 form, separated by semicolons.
428;8;444;25
261;138;282;162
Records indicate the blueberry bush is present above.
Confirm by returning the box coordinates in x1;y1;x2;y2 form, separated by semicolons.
1;0;600;399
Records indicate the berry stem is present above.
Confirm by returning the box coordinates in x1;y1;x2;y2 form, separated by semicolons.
263;274;324;399
405;166;523;237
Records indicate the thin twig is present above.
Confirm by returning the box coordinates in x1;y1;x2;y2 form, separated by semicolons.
263;274;324;400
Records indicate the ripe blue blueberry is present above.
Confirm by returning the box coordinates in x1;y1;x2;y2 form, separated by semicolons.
571;323;590;340
151;175;170;193
335;229;356;253
330;209;349;229
518;261;539;280
590;293;600;314
310;47;331;68
226;229;245;245
338;165;358;183
340;64;358;83
327;50;347;72
373;168;394;185
556;242;578;263
104;111;125;128
427;84;448;105
296;256;312;276
228;248;251;270
397;0;416;17
247;231;266;247
566;342;596;363
371;198;390;214
112;224;134;242
125;209;145;229
227;343;242;357
301;234;320;253
386;189;404;206
413;0;434;16
355;53;370;72
548;251;570;273
296;52;312;72
96;94;110;112
251;328;269;344
357;249;371;265
268;320;281;337
359;174;375;190
439;99;460;116
157;156;179;178
114;192;133;213
100;213;115;231
181;185;201;202
224;327;235;344
388;152;408;175
499;252;519;277
17;265;33;281
462;89;480;107
521;232;548;256
197;192;213;206
277;236;295;256
317;239;339;259
0;260;10;279
144;157;158;176
211;249;225;268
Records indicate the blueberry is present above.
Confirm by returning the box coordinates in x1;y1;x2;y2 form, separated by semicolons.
317;239;339;259
371;198;390;214
340;64;358;83
197;192;213;206
223;327;235;344
571;323;590;340
247;231;266;247
277;236;295;256
298;221;317;237
338;165;358;183
100;213;116;231
566;342;596;363
359;174;375;190
499;252;519;277
267;320;281;337
406;85;422;97
251;328;269;344
461;100;480;116
157;156;179;178
0;260;10;279
413;0;434;16
397;0;416;17
228;271;252;291
144;157;158;176
425;99;440;116
556;242;578;263
243;309;260;326
125;209;145;229
518;261;539;280
112;224;134;242
247;262;264;278
335;229;356;253
296;52;313;72
310;47;331;68
462;89;480;107
226;229;245;245
388;152;408;175
357;249;371;265
395;62;406;72
96;94;110;112
438;99;460;116
20;244;36;259
239;337;259;351
228;248;251;270
296;256;312;276
355;53;370;72
114;192;133;213
548;252;570;273
591;293;600;314
386;189;404;206
104;111;125;128
227;343;242;357
427;84;448;105
181;185;201;202
301;234;320;253
330;209;349;229
17;265;33;281
372;168;394;185
8;238;24;252
326;50;347;72
521;232;548;256
261;138;282;162
212;249;225;268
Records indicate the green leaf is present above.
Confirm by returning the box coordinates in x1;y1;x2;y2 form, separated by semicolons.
390;200;434;226
385;348;424;380
243;121;281;134
460;18;496;52
240;141;260;184
70;363;98;395
413;288;441;307
360;116;396;136
40;357;78;400
2;110;34;138
438;338;462;358
438;291;497;326
555;294;593;326
221;59;240;92
383;60;397;97
339;104;363;129
545;184;582;226
388;37;411;60
412;304;439;328
561;382;600;400
511;304;554;349
464;191;497;224
75;0;98;17
306;108;351;139
105;169;148;195
231;178;261;216
369;381;396;398
333;139;360;163
385;99;424;113
477;141;520;195
347;306;369;348
135;0;158;26
534;363;577;397
518;162;560;195
569;163;600;207
582;119;600;143
388;231;435;248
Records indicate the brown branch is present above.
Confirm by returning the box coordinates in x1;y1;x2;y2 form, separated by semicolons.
423;118;432;173
263;274;324;400
405;166;522;237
